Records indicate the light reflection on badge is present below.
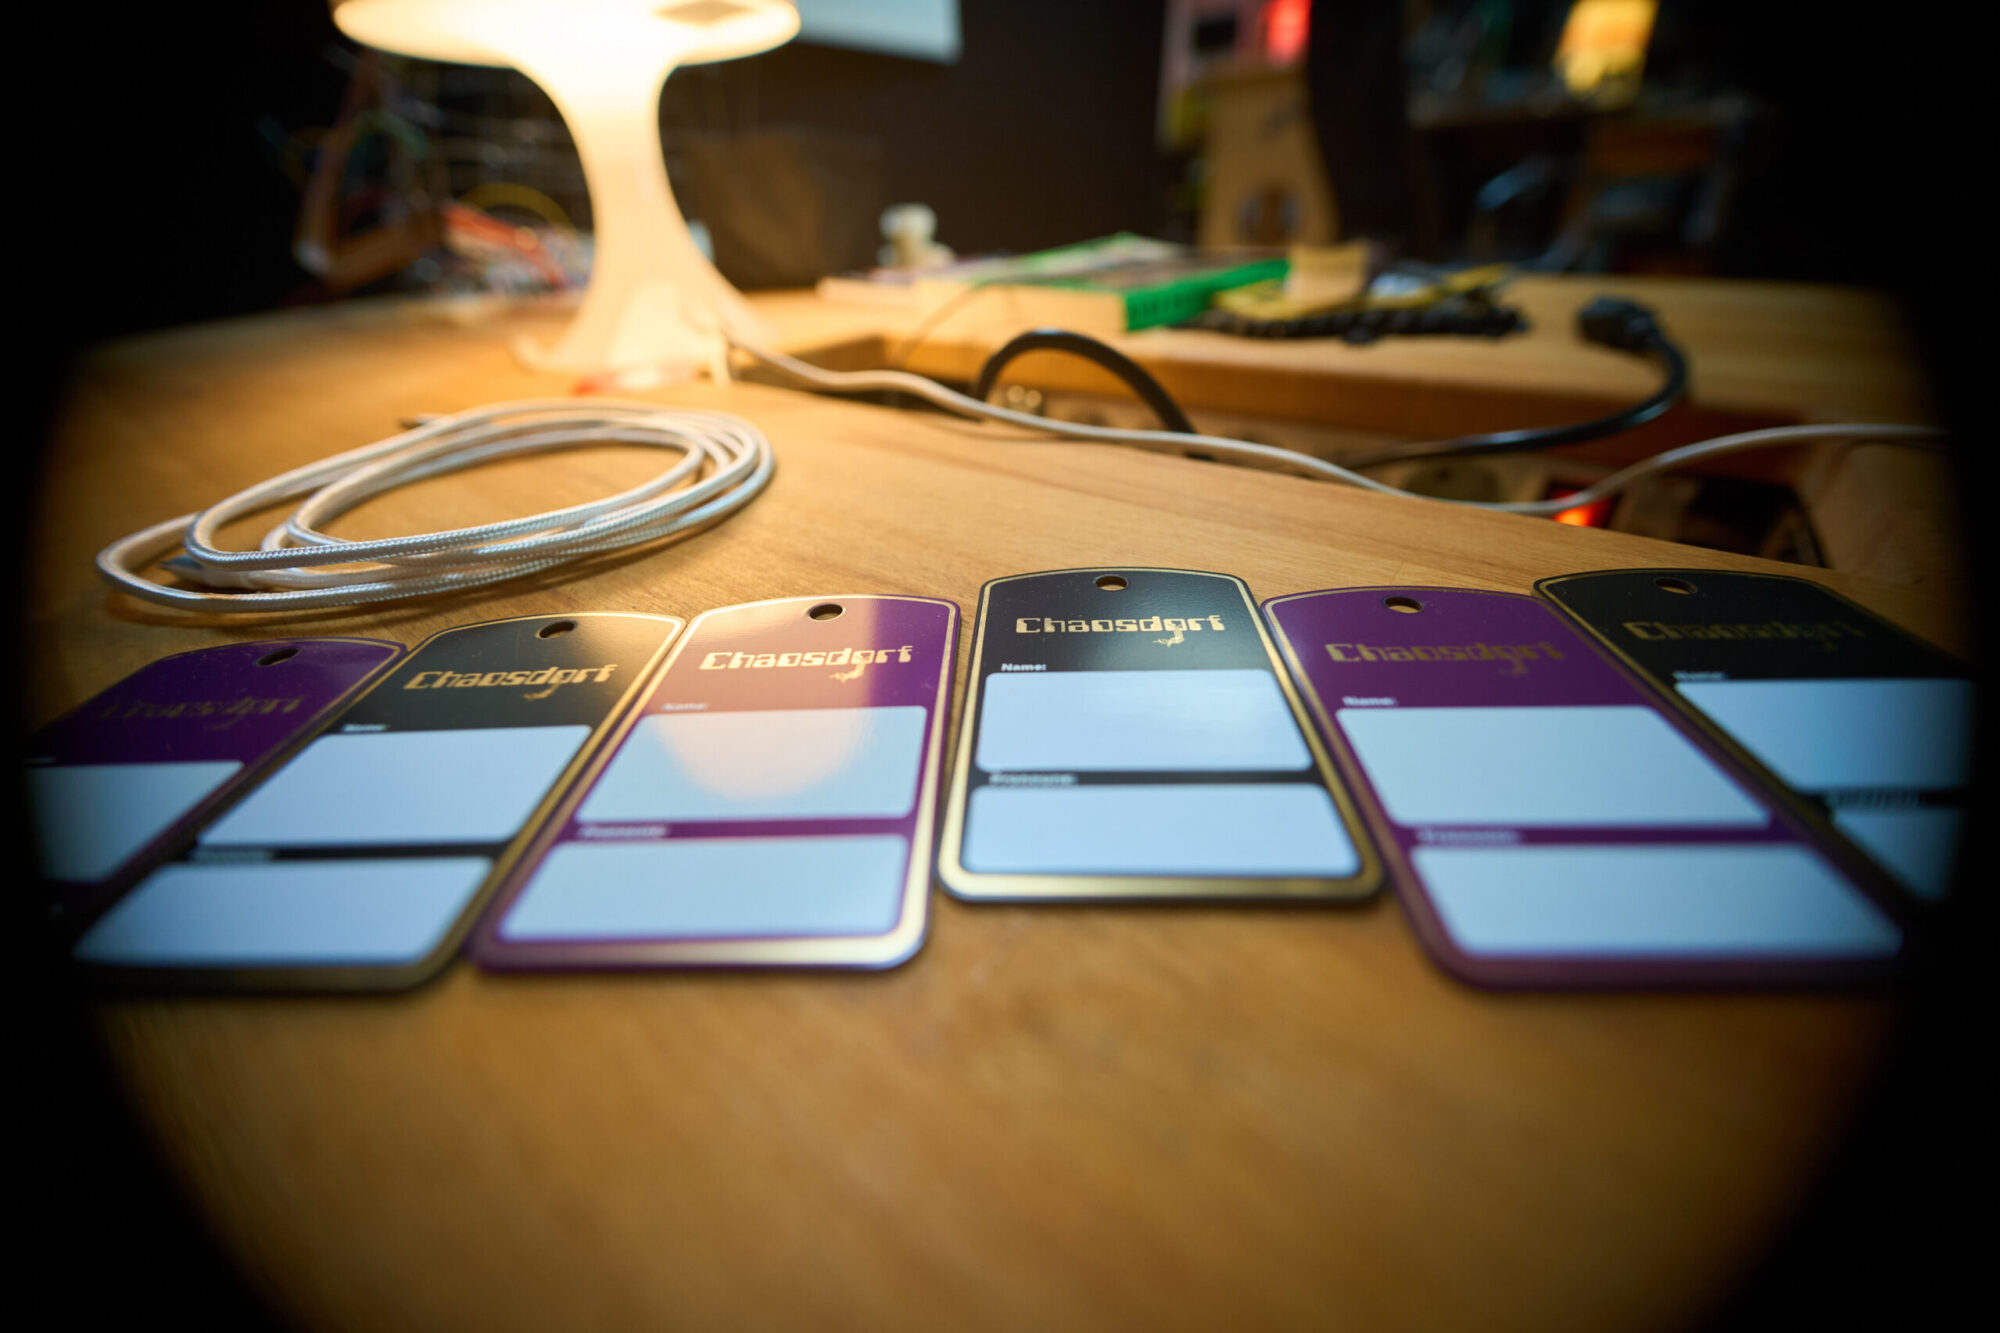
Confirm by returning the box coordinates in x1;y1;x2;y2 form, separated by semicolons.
474;594;959;970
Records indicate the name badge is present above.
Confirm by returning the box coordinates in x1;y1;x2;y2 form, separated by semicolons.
72;614;682;990
27;637;402;924
1265;587;1906;987
940;568;1379;901
1539;569;1971;902
474;595;957;969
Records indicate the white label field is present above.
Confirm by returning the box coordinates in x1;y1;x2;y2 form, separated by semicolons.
75;858;493;966
578;707;928;823
965;783;1357;876
201;726;591;847
1676;677;1973;791
1337;705;1765;827
500;836;910;940
976;669;1310;773
30;761;241;881
1413;844;1901;958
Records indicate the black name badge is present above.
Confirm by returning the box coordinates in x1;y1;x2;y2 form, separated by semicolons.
938;569;1379;901
1539;569;1971;902
474;595;958;970
71;614;683;991
27;637;403;924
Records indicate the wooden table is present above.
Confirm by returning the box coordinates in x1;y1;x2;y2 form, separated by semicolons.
27;283;1964;1331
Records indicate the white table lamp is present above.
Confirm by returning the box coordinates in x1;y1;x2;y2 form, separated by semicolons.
332;0;800;373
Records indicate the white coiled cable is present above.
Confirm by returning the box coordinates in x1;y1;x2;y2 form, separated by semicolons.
97;399;775;612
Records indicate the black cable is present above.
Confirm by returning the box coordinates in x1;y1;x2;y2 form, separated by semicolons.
971;328;1199;435
1341;297;1689;468
1190;294;1528;343
825;297;1683;470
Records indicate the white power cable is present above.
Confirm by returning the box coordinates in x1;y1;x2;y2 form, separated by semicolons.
98;400;774;612
95;349;1943;614
727;339;1944;514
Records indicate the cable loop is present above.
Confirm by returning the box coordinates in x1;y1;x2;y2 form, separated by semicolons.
97;400;774;612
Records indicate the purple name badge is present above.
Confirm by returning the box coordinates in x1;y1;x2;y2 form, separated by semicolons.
1263;588;1906;988
473;595;959;970
70;614;681;992
27;637;403;921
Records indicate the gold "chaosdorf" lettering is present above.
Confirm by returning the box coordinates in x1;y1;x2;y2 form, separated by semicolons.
1622;620;1864;644
404;665;618;700
699;646;914;682
1324;640;1565;677
94;695;305;731
1015;616;1225;633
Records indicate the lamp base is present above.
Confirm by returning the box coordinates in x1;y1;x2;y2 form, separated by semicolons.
509;271;764;379
331;5;798;381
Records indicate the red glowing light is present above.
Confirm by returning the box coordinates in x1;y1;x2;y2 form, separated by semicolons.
1548;486;1614;527
1262;0;1311;65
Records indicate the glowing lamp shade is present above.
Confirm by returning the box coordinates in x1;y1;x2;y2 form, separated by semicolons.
332;0;800;373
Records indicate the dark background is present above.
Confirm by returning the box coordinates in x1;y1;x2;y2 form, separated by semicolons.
13;2;1982;1329
21;1;1966;345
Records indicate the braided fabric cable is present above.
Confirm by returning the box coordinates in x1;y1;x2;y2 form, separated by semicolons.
97;400;774;612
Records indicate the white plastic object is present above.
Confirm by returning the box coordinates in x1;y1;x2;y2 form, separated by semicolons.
878;202;955;269
333;0;800;373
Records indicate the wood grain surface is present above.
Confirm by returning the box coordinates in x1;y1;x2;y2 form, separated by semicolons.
28;289;1958;1332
